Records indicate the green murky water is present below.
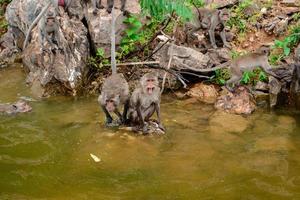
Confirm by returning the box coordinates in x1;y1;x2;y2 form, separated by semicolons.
1;65;300;199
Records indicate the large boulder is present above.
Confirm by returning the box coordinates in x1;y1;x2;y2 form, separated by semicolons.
215;86;256;115
186;83;219;104
85;0;141;55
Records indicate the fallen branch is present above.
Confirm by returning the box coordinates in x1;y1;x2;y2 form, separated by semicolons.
103;61;160;67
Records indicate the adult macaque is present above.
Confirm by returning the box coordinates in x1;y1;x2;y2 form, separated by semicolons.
98;7;130;126
190;7;230;49
191;47;279;91
98;73;130;125
39;10;60;51
128;72;165;134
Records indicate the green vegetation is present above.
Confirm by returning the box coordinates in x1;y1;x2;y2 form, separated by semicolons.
270;25;300;64
0;0;11;36
227;0;259;34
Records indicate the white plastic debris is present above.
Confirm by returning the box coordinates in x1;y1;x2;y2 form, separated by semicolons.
90;153;101;162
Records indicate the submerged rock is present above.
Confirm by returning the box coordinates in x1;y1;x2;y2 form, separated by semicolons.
186;83;219;104
120;121;165;135
215;86;256;115
0;100;32;114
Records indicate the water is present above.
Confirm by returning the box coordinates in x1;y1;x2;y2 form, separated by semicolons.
1;65;300;199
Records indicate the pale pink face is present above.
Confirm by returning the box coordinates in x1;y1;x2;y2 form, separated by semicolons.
47;18;55;26
146;78;156;95
106;99;115;112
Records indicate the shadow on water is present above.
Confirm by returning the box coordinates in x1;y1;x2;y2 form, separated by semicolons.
1;65;300;199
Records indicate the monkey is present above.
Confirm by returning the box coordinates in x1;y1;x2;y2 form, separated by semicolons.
188;7;230;49
23;0;58;50
39;10;61;51
98;6;130;126
186;46;279;91
127;72;165;134
98;73;130;125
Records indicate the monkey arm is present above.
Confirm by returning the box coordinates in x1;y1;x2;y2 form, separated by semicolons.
136;100;147;133
155;102;165;131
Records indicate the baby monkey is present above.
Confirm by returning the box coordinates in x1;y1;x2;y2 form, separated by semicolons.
128;72;165;134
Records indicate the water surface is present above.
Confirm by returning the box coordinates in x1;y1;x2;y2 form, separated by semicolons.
1;65;300;199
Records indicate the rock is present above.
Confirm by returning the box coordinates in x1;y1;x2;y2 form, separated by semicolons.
215;86;256;115
254;81;269;91
281;0;298;7
154;43;210;71
205;0;238;8
269;76;282;107
206;48;231;66
85;0;140;55
0;100;32;114
0;29;20;67
186;83;219;104
253;91;269;107
209;110;250;133
264;17;289;36
290;62;300;108
244;3;260;17
276;115;297;134
254;136;295;152
120;121;165;135
3;0;90;96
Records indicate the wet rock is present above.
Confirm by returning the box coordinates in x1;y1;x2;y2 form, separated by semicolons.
154;43;210;71
85;0;140;55
290;62;300;108
215;86;256;115
253;91;269;107
269;76;282;107
276;115;297;134
0;29;20;67
120;121;165;135
255;81;269;92
209;110;250;134
254;136;295;152
186;83;219;104
0;100;32;114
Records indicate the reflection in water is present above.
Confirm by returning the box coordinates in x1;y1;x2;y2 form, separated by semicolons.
1;66;300;199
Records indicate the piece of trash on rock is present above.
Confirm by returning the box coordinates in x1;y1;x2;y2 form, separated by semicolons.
90;153;101;162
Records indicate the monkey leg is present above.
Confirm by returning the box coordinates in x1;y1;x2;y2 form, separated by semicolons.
122;99;129;124
121;0;126;11
114;109;123;125
107;0;113;13
208;29;218;49
101;105;113;125
98;0;105;9
136;104;148;134
225;75;241;92
220;29;230;48
154;103;165;131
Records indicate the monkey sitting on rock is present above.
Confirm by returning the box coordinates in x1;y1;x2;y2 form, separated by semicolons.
127;72;165;134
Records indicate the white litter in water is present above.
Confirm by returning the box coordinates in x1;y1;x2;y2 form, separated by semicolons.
90;154;101;162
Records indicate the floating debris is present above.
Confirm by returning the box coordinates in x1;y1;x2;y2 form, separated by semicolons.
90;154;101;162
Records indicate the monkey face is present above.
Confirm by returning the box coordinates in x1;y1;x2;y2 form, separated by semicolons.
220;10;230;22
145;78;157;95
47;18;55;26
105;96;120;112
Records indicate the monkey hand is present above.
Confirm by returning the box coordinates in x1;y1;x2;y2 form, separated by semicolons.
158;123;165;132
142;124;149;135
92;9;98;15
223;43;231;49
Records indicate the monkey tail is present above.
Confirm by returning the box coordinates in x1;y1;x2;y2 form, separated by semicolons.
23;2;52;50
110;5;117;74
193;61;230;72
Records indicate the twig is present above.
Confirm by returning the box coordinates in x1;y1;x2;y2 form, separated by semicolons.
103;61;160;67
161;17;180;94
144;38;170;61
